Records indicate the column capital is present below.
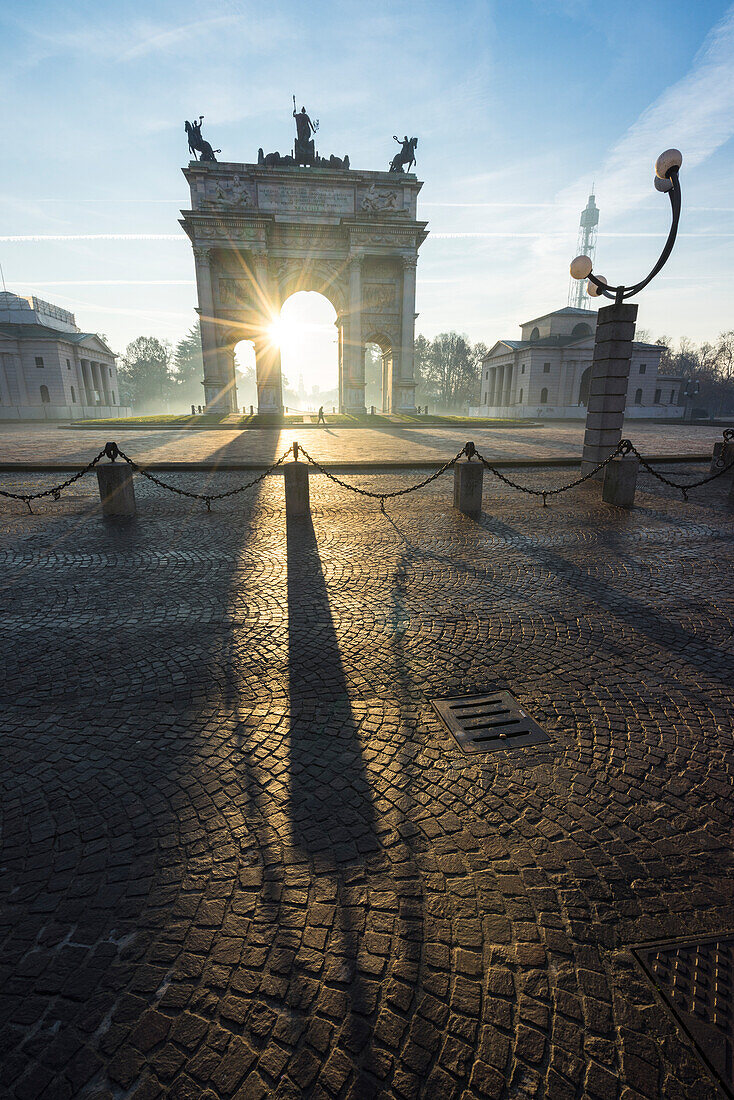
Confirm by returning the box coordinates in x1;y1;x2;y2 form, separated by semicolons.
401;255;418;270
349;251;365;269
192;246;211;263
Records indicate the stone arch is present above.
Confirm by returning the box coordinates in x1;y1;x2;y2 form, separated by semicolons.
277;290;339;408
364;330;396;413
572;322;592;337
181;162;427;415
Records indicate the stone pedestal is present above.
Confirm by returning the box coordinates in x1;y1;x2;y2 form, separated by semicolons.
453;460;483;519
719;441;734;475
97;463;136;517
581;302;638;478
602;456;639;509
284;462;310;516
710;441;724;475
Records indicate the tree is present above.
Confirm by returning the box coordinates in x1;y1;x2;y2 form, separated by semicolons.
118;336;174;412
173;324;204;407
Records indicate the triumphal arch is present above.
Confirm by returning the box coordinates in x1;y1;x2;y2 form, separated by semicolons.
180;154;428;414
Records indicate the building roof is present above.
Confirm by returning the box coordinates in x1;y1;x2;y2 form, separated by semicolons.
0;323;114;355
523;306;597;326
483;336;663;361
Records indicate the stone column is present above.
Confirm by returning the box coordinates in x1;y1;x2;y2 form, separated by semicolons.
581;302;638;477
397;256;418;413
193;247;228;411
491;367;500;409
90;362;103;405
343;254;365;414
497;365;507;408
80;360;94;406
253;251;281;415
99;363;112;404
503;364;514;406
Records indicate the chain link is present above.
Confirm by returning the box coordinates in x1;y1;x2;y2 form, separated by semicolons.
1;428;732;514
623;432;734;501
0;446;108;513
115;444;294;511
297;444;467;512
473;442;626;505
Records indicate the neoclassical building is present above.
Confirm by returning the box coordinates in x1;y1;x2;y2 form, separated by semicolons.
470;307;683;419
0;292;129;420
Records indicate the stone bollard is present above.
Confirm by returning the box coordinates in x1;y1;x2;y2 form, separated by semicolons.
453;459;483;519
709;441;723;475
602;455;639;508
718;440;734;477
97;461;136;517
284;459;310;517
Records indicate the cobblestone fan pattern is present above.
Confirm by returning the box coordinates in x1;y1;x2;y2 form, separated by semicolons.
0;421;725;467
1;464;733;1099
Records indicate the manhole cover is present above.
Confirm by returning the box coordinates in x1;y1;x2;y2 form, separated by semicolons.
634;934;734;1097
431;691;549;754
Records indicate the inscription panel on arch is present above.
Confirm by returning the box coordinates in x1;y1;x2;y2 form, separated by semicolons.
257;183;354;216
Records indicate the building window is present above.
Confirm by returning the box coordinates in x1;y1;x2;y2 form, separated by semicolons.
111;391;116;404
519;388;523;403
71;386;76;403
654;388;661;403
40;385;50;403
35;356;44;369
634;388;643;405
530;327;540;341
66;359;71;370
671;389;676;403
540;387;548;404
639;364;646;374
521;364;525;374
543;362;550;373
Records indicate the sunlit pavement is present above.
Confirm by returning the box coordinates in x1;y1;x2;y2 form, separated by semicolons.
0;420;725;467
0;463;732;1099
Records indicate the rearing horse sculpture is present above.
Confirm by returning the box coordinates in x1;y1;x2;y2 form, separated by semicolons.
185;117;220;162
389;136;417;173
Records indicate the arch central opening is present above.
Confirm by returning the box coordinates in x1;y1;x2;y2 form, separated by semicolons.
275;291;338;413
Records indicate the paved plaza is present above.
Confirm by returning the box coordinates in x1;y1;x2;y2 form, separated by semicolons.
0;421;725;468
1;456;733;1099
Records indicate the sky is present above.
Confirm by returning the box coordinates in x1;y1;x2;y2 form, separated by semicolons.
1;0;734;392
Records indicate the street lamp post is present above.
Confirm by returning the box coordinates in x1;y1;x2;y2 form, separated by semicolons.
682;377;699;423
570;149;683;476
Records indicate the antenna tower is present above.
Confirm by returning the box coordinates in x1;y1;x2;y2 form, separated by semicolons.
568;190;599;309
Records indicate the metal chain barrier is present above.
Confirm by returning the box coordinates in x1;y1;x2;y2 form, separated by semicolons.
623;428;734;501
0;429;731;514
0;445;109;513
114;443;294;511
472;440;627;507
296;442;467;512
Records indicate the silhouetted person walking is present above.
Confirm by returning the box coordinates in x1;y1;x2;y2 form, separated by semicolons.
317;406;326;424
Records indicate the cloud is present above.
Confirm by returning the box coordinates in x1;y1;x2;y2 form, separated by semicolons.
22;280;195;286
559;5;734;217
0;234;183;242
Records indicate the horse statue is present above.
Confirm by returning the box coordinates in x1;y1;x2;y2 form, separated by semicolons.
389;136;417;173
185;117;220;162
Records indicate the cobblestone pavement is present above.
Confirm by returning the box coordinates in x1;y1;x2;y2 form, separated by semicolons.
1;461;733;1100
0;421;726;467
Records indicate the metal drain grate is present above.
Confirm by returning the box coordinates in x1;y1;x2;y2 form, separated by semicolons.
634;934;734;1097
431;691;549;754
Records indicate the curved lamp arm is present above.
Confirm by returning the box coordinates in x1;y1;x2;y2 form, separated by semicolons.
571;149;683;305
